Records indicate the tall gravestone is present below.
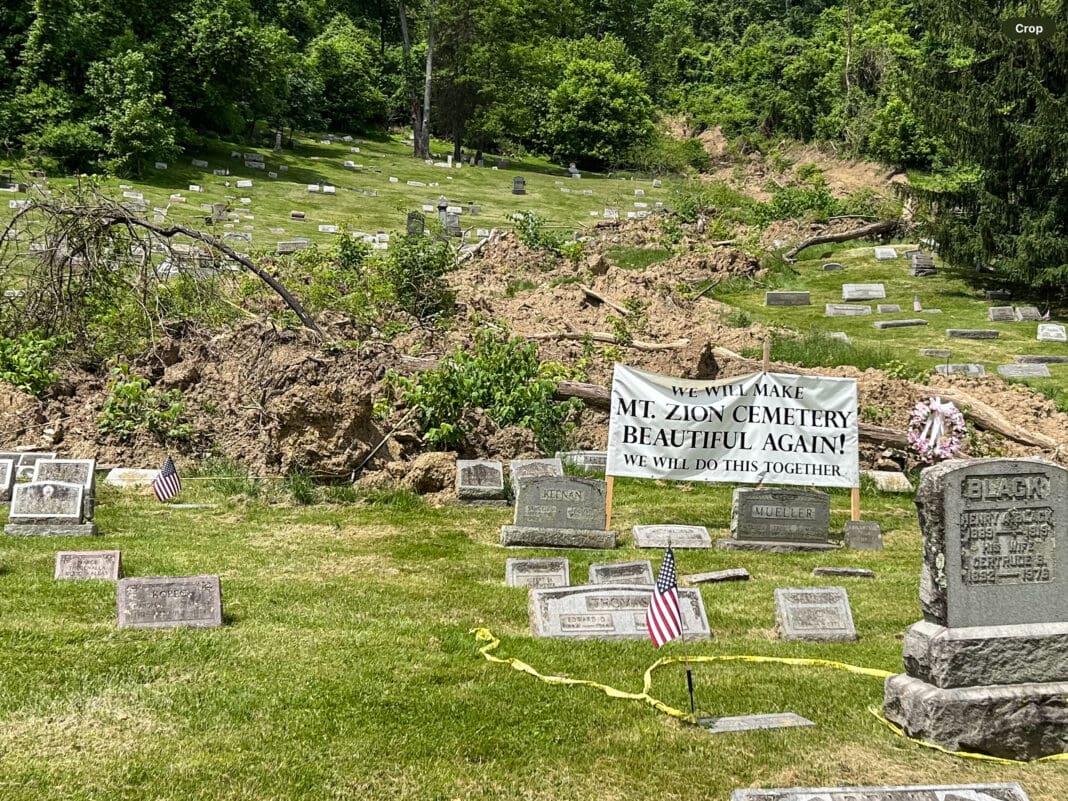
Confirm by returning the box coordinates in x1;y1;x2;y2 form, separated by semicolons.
5;481;96;536
500;476;614;549
884;458;1068;760
719;488;835;552
455;460;506;502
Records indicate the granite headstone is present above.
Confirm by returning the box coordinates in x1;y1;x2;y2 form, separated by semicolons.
509;458;563;487
720;489;834;552
505;557;569;588
588;560;654;585
5;481;95;536
500;476;614;549
455;460;506;501
116;575;223;629
632;524;712;549
765;291;810;307
529;584;711;640
842;283;885;301
55;550;122;580
774;587;857;641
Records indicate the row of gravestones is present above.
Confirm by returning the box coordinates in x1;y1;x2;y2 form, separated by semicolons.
0;454;96;535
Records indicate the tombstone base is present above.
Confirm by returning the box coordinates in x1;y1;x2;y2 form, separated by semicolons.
5;522;98;537
716;538;837;553
883;673;1068;761
501;525;615;549
459;499;511;507
903;620;1068;688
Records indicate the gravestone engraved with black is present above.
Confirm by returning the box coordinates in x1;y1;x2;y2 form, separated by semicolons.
729;783;1031;801
632;524;712;549
500;476;614;549
509;458;563;487
529;584;711;640
0;458;13;502
455;459;506;502
812;567;874;579
55;550;122;580
5;481;96;536
588;560;654;585
874;319;927;329
883;457;1068;760
775;587;857;641
1015;354;1068;364
719;488;835;552
33;458;95;520
505;557;569;588
116;576;223;629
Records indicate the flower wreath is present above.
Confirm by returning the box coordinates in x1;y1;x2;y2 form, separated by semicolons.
908;397;966;463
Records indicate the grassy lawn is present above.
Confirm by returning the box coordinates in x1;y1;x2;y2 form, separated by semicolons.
1;478;1064;800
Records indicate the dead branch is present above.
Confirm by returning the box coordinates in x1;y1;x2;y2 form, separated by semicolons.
578;284;630;316
782;219;898;262
526;330;689;351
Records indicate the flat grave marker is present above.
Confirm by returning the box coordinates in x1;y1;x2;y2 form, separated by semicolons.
873;319;927;329
935;363;985;376
729;784;1031;801
685;568;750;584
1037;323;1066;342
842;283;885;301
1014;306;1042;322
775;587;857;641
529;584;711;640
701;713;814;735
997;364;1051;379
873;247;897;260
116;575;223;629
632;524;712;549
948;329;999;339
824;304;871;317
505;557;569;589
812;566;874;579
55;550;122;580
876;304;901;314
588;560;654;585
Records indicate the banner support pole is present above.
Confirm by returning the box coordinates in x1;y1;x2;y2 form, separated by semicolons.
605;474;615;529
850;485;861;521
762;337;771;372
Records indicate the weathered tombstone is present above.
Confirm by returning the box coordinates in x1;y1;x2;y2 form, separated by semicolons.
948;329;999;339
55;550;122;580
1014;306;1042;322
632;524;712;549
873;247;897;260
406;211;425;236
812;567;874;579
719;489;835;552
824;304;871;317
876;304;901;314
873;319;928;329
883;457;1068;760
920;348;952;359
985;289;1013;300
500;476;614;549
775;587;857;641
529;584;711;640
455;459;505;501
555;450;607;474
935;363;985;376
844;520;883;550
842;283;886;301
116;576;223;629
828;332;849;342
508;458;563;487
191;158;209;168
822;262;843;271
686;568;750;584
729;784;1031;800
5;482;95;536
512;176;526;195
104;468;158;489
988;306;1015;322
15;451;56;480
1015;354;1068;364
0;458;13;502
444;212;462;237
290;210;305;221
505;557;569;588
33;458;96;520
588;560;654;585
1037;323;1066;342
765;291;810;306
997;364;1052;379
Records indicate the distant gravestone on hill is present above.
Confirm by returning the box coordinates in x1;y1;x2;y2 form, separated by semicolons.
948;329;999;339
1037;323;1067;342
873;247;897;260
512;176;526;195
935;363;985;377
719;488;835;552
988;306;1015;322
765;291;810;307
824;304;871;317
500;476;614;549
5;481;95;536
1014;306;1042;322
116;576;223;629
842;284;886;301
455;460;505;502
55;550;122;580
505;557;569;589
529;584;711;640
775;587;857;642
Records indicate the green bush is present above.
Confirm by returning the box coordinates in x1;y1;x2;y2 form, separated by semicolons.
512;211;568;253
379;235;454;322
390;330;580;454
24;120;103;173
97;365;193;442
0;333;63;397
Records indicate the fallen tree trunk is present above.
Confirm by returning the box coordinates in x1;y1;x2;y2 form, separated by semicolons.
782;219;898;262
578;284;630;316
527;331;690;351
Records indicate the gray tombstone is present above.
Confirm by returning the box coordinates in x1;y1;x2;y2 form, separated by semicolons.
1014;306;1042;322
116;576;223;629
935;363;985;376
0;458;13;502
33;458;95;520
508;458;563;487
997;364;1052;379
500;476;614;549
919;348;952;359
873;247;897;260
55;550;122;580
821;262;843;271
5;481;95;536
720;489;835;552
842;283;885;301
455;460;505;501
406;211;425;236
1037;323;1067;342
588;560;654;585
873;319;928;329
774;587;857;641
555;450;607;474
812;567;874;579
528;584;711;640
989;306;1015;322
632;524;712;549
844;520;883;550
948;329;999;339
1014;354;1068;364
884;457;1068;760
729;784;1030;801
512;176;526;195
876;304;901;314
702;713;814;734
685;568;750;584
15;451;56;480
505;557;569;589
765;291;810;307
824;304;871;317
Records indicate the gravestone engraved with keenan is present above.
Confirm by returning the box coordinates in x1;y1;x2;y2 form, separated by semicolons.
529;584;711;640
455;459;506;502
588;560;654;585
505;557;569;588
720;488;835;552
5;481;95;536
116;575;223;629
775;587;857;641
632;524;712;549
729;784;1031;801
500;476;614;549
935;363;985;377
948;329;999;339
883;457;1068;760
55;550;122;580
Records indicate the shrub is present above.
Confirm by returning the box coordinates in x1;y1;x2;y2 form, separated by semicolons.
379;235;454;322
97;365;193;442
0;333;64;396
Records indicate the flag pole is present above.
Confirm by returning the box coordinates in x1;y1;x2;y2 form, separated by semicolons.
670;538;698;716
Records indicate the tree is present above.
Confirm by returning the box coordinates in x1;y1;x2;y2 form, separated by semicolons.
307;17;387;132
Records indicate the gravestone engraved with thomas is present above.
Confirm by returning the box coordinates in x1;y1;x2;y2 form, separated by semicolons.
116;575;223;629
0;458;13;502
720;488;834;552
588;560;654;585
5;481;95;536
883;457;1068;760
529;584;711;640
632;524;712;549
775;587;857;641
729;783;1031;801
505;557;569;588
500;476;614;549
55;550;122;580
33;458;95;519
508;458;563;487
455;460;506;501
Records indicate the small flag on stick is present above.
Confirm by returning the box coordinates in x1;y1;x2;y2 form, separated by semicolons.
153;455;182;502
646;547;682;648
1042;308;1051;321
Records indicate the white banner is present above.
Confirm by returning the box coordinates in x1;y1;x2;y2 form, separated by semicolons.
606;365;859;488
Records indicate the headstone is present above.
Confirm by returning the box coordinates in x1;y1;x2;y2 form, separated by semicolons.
33;458;95;519
844;520;883;550
700;713;814;734
588;560;654;585
685;568;750;584
824;304;871;317
720;488;834;552
213;169;228;177
290;211;305;221
985;290;1014;300
529;585;711;640
873;247;897;260
555;450;607;474
842;283;885;301
765;291;810;307
988;306;1015;322
948;329;999;339
1014;354;1068;364
828;332;849;342
406;211;425;236
774;587;857;641
276;241;308;254
191;158;209;168
873;319;928;329
189;184;202;193
236;179;252;189
317;224;338;234
0;458;13;502
997;364;1052;379
812;566;875;579
104;468;158;488
505;557;569;588
455;459;505;501
154;162;167;170
5;481;95;536
876;304;901;314
116;575;223;629
55;550;122;580
1014;306;1042;322
604;208;618;219
729;784;1031;800
1037;323;1066;342
822;262;843;271
14;451;57;480
860;470;912;493
500;476;614;549
632;525;712;549
884;458;1068;760
512;176;526;195
634;189;645;197
935;363;985;376
508;458;563;487
920;348;952;359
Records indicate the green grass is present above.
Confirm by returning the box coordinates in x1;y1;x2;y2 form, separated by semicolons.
605;245;673;271
1;478;1066;800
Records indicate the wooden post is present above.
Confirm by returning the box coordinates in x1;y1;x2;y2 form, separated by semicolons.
850;486;861;521
762;337;771;372
605;475;615;529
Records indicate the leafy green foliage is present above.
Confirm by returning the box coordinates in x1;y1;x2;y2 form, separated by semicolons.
379;235;455;322
97;365;193;442
510;211;571;255
0;333;63;396
390;331;580;454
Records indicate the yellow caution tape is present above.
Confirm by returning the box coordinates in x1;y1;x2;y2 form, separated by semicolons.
471;628;1068;764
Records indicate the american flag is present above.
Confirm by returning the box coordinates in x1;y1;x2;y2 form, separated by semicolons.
153;455;182;502
1042;308;1051;321
646;547;682;648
